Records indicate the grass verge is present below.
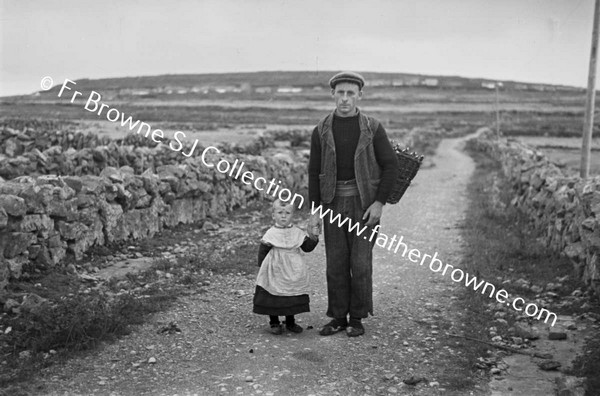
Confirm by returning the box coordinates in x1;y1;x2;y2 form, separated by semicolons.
0;201;270;394
455;142;600;394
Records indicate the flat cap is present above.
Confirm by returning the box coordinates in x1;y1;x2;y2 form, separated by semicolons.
329;71;365;90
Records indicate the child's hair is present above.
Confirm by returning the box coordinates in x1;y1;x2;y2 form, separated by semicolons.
272;198;295;212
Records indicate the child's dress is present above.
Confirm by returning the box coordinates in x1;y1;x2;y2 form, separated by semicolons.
253;225;318;316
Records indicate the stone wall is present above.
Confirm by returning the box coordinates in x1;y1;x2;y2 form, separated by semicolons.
0;124;276;180
0;128;308;291
469;130;600;296
0;119;445;292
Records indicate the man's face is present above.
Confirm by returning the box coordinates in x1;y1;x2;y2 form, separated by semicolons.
332;82;362;117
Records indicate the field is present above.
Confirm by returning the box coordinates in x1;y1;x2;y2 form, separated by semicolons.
1;72;595;151
508;136;600;176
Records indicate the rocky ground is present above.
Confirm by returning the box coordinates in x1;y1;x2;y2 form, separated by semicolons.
3;131;596;395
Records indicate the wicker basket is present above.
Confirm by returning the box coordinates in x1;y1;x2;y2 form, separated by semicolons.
386;143;424;204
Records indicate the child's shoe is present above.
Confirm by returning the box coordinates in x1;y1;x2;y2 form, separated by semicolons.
285;323;303;333
270;324;283;335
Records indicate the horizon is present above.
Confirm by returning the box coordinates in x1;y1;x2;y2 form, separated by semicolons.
2;69;586;99
1;0;597;97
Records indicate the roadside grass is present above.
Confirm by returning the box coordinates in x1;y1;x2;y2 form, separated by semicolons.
447;143;599;391
571;335;600;395
460;145;576;313
0;201;271;392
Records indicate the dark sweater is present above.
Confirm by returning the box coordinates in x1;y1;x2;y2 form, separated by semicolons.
308;113;397;206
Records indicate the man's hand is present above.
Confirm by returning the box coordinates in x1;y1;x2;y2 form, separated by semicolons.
363;201;384;227
308;213;322;239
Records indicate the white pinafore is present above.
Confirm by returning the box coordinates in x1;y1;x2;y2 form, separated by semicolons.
255;226;310;296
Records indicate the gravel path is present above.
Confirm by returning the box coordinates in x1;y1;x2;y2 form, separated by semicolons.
33;131;486;396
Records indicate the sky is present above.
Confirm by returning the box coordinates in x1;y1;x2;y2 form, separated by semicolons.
0;0;597;96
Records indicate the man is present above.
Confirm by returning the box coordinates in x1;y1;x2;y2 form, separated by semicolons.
308;71;399;337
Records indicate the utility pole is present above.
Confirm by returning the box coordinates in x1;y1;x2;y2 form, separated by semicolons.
495;82;502;137
581;0;600;178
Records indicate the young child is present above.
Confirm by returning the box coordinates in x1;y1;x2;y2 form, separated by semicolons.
253;199;319;334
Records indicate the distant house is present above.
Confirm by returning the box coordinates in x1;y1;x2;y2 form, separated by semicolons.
191;86;210;94
368;79;390;87
277;86;302;93
213;85;241;94
421;78;439;87
481;82;497;90
120;88;151;96
393;77;420;86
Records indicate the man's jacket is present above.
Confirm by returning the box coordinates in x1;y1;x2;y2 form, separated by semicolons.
316;109;382;210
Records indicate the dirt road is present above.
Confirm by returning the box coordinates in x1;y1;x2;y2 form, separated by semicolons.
35;131;485;396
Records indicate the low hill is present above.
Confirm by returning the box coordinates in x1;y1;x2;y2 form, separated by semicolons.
24;71;583;100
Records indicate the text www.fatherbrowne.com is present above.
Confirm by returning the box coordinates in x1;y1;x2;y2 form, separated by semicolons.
310;202;558;327
49;76;558;327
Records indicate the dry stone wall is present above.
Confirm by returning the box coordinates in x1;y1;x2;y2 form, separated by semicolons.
0;125;308;292
469;130;600;296
0;120;274;180
0;119;445;293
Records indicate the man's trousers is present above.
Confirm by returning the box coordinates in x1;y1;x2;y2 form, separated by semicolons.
323;193;378;319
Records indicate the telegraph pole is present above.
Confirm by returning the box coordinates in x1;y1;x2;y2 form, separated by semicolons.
495;82;502;137
581;0;600;178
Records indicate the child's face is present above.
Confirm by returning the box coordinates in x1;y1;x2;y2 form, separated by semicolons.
273;203;294;227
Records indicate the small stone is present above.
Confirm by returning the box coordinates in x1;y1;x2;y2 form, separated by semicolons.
511;337;523;345
383;373;394;381
491;368;502;375
530;285;543;293
514;323;540;340
203;221;218;231
148;357;156;364
403;341;409;346
538;361;561;371
387;387;397;394
403;376;425;385
4;299;20;313
245;376;253;382
491;336;502;343
429;381;440;387
548;331;567;340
